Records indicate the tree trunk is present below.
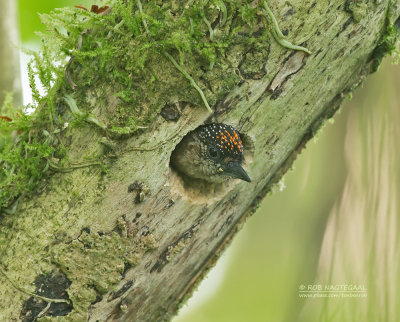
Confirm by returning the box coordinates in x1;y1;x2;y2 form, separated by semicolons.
0;1;399;321
0;0;22;107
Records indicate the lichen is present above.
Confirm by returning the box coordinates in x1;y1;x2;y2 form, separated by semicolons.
371;0;400;71
346;0;369;23
51;221;157;320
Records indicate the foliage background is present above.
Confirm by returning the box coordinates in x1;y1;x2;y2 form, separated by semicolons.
12;1;400;321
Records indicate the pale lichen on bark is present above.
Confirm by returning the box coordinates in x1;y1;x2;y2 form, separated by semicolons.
0;0;399;321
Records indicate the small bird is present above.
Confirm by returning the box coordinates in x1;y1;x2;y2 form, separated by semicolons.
171;123;251;183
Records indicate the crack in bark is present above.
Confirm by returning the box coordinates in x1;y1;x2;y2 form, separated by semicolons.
150;219;204;273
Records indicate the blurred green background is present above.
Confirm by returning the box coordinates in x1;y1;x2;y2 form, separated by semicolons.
19;0;91;43
15;1;400;321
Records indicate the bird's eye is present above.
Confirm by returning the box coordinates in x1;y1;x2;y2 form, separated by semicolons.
207;146;220;160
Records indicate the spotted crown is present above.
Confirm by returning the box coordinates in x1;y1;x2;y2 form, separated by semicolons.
197;123;244;157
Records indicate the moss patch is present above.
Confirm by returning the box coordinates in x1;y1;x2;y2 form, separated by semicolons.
0;0;270;211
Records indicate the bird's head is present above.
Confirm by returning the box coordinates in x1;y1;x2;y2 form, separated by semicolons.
192;123;251;183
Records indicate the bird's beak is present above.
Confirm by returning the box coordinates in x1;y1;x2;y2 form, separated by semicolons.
223;162;251;182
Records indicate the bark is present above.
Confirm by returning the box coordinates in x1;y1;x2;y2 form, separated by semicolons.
0;1;399;321
0;0;22;107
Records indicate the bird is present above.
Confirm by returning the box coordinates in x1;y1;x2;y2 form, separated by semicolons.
171;123;251;183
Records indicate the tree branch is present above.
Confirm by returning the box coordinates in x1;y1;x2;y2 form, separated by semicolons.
0;1;399;321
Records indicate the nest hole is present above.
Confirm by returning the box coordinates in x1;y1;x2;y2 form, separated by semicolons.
168;125;254;204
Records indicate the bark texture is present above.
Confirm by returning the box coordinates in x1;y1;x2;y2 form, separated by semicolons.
0;1;399;321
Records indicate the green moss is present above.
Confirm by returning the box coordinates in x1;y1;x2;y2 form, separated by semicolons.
1;0;310;211
0;0;269;211
0;95;60;209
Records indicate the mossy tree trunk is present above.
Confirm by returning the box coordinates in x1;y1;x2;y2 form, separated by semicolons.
0;1;399;321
